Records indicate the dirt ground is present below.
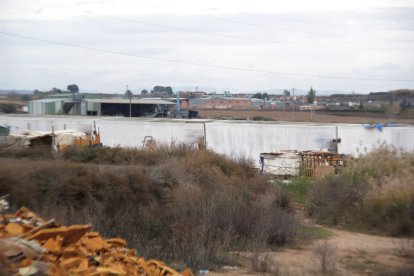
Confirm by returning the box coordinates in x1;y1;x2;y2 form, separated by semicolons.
207;207;414;276
197;110;414;124
208;228;414;276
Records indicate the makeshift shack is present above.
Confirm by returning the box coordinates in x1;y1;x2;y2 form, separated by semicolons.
260;150;345;179
259;151;301;177
1;129;101;152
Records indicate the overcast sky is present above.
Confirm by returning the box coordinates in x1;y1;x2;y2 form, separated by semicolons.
1;0;414;93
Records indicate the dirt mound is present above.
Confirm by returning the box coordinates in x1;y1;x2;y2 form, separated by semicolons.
0;207;193;276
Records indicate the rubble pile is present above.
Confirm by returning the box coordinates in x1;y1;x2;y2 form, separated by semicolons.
0;207;193;276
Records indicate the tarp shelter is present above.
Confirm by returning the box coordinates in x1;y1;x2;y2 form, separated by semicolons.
3;130;92;151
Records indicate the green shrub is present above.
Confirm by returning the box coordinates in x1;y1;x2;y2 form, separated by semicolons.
284;176;311;205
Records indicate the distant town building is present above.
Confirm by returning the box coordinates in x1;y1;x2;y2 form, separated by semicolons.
190;97;251;109
165;98;190;110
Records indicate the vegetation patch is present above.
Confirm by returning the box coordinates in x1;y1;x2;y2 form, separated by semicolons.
342;254;392;275
0;145;297;270
299;226;331;239
308;146;414;237
283;176;311;206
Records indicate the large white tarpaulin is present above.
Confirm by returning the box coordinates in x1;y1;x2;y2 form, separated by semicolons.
205;121;336;164
97;119;204;148
1;115;413;162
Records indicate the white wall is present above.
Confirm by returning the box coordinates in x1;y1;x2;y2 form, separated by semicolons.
338;126;414;155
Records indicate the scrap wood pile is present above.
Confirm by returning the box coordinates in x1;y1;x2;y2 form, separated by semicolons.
0;203;193;275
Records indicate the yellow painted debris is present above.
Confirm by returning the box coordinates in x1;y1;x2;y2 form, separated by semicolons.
5;222;24;236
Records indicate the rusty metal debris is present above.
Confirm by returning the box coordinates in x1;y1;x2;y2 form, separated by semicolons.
300;150;345;179
0;207;193;276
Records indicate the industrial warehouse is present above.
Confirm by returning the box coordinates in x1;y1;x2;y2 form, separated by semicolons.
26;96;198;118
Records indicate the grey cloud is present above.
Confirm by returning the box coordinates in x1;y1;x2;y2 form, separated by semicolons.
1;6;413;92
372;63;401;71
32;8;43;14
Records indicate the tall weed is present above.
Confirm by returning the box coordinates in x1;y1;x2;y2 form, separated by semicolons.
308;146;414;236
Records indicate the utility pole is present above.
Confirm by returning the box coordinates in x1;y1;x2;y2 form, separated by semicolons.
292;87;295;120
176;90;181;118
391;90;396;121
127;85;132;118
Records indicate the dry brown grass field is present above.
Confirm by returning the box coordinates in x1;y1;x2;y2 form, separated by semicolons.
197;109;414;124
0;99;26;105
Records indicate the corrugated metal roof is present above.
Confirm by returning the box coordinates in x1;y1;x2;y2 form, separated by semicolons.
29;99;65;103
88;99;175;105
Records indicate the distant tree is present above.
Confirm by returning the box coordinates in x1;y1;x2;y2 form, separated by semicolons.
125;89;133;99
252;92;268;99
51;87;62;94
67;84;79;100
252;93;262;99
166;86;173;96
164;86;174;96
141;89;148;95
153;86;165;93
67;84;79;93
283;89;291;96
152;86;173;96
359;101;364;111
33;89;40;95
307;87;316;104
20;94;31;101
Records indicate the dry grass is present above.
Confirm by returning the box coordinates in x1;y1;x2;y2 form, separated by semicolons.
392;238;414;259
250;252;278;274
0;146;297;269
197;110;414;124
308;146;414;236
311;241;337;275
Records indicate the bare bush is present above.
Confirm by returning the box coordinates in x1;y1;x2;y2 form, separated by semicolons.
0;146;297;270
308;174;366;225
251;252;277;274
311;241;337;275
392;238;414;259
308;147;414;236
